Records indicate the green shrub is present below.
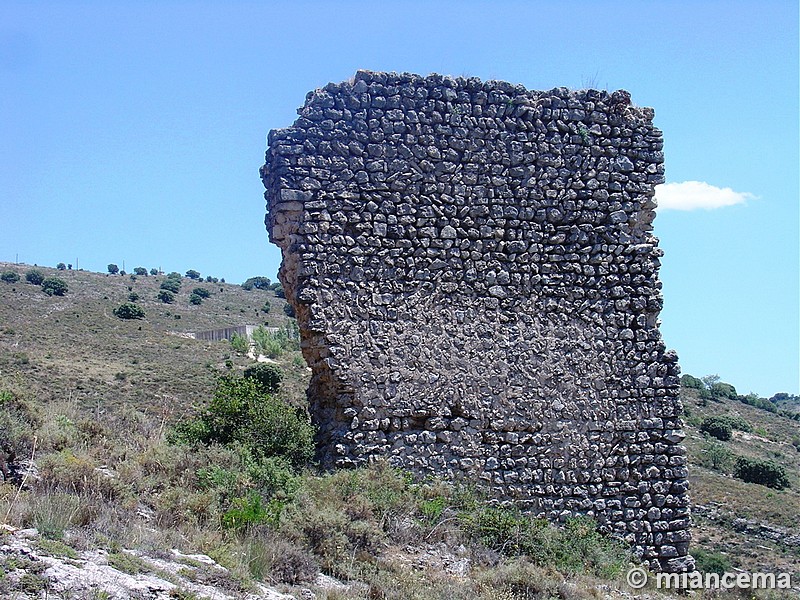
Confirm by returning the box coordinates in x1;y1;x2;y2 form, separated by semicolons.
166;271;182;280
711;382;737;399
107;263;119;274
733;456;790;489
230;332;249;354
160;278;181;293
261;300;271;314
739;393;778;413
243;363;284;394
702;441;732;472
185;269;201;280
25;269;44;285
700;417;732;441
41;277;68;296
113;303;145;320
718;414;752;433
222;491;283;530
463;509;628;577
1;271;20;283
192;287;211;299
680;374;703;389
241;276;271;291
692;548;731;574
133;267;148;276
251;324;299;358
189;293;203;305
157;290;175;304
171;376;314;468
56;262;66;270
128;292;139;302
149;268;159;276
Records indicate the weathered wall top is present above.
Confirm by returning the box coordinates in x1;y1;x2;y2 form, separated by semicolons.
261;70;692;572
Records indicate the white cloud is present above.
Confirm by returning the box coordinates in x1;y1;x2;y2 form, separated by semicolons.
655;181;755;211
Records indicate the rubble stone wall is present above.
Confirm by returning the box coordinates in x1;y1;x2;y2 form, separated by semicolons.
261;71;691;572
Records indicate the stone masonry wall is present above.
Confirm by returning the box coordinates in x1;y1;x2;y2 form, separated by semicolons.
260;71;692;572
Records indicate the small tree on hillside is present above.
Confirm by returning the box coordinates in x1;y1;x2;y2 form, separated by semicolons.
192;287;211;299
113;303;146;320
700;417;732;441
230;332;249;354
56;262;66;270
41;277;68;296
149;268;159;276
186;269;201;280
680;374;703;389
711;382;737;399
734;457;790;489
25;270;44;285
243;363;284;394
242;277;271;291
134;267;148;276
107;264;120;275
158;290;175;304
1;271;20;283
160;278;181;293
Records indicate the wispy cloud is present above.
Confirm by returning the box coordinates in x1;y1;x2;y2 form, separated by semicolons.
655;181;756;211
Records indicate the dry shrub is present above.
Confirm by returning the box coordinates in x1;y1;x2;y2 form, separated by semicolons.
37;449;124;501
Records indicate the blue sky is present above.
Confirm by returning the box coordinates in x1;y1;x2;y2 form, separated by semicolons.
1;1;797;396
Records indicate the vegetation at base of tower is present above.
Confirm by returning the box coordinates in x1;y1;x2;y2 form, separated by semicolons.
170;375;314;469
107;263;119;275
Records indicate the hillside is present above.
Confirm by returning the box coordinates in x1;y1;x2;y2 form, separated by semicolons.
0;262;798;599
679;385;800;578
0;262;303;415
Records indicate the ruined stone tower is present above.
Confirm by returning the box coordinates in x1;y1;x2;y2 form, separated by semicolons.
261;71;692;572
